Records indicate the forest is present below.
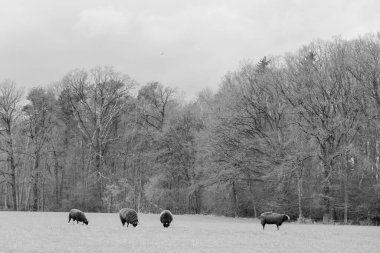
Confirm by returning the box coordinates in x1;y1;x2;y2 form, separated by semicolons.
1;34;380;225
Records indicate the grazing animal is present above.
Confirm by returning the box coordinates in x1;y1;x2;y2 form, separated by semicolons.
160;210;173;228
260;212;290;230
119;208;139;227
68;209;89;225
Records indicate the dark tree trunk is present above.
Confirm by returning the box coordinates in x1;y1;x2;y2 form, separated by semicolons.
6;123;18;211
33;154;40;211
53;150;60;207
231;181;238;217
321;144;334;223
95;152;103;211
343;153;350;224
59;166;65;208
248;179;257;218
344;178;348;224
297;170;303;222
322;158;331;223
10;152;18;211
42;178;45;212
194;188;201;214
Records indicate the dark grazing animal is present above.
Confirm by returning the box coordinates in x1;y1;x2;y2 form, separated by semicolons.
68;209;89;225
260;212;290;230
119;208;139;227
160;210;173;228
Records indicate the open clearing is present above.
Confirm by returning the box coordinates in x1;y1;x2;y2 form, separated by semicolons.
0;211;379;253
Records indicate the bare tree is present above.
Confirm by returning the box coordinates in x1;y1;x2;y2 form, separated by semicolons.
0;80;23;210
137;81;176;130
282;40;364;223
23;88;56;211
61;66;135;210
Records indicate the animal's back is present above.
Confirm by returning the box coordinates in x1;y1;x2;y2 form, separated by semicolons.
160;210;173;223
70;209;80;214
69;209;82;218
259;212;289;229
260;212;273;218
119;208;138;222
262;214;281;224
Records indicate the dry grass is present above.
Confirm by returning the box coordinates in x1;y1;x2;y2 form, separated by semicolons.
0;211;379;253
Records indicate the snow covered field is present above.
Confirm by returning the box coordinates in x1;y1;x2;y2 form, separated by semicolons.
0;211;379;253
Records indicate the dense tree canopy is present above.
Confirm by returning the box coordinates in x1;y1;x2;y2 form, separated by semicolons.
1;34;380;225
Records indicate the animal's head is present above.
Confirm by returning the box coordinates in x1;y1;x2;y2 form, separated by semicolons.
163;222;170;228
132;221;138;227
84;219;89;225
283;215;290;222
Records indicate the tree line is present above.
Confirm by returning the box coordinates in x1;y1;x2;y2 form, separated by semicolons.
1;34;380;225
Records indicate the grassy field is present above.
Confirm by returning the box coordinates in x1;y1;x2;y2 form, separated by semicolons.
0;211;379;253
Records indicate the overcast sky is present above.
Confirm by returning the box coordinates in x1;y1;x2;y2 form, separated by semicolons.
0;0;379;100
